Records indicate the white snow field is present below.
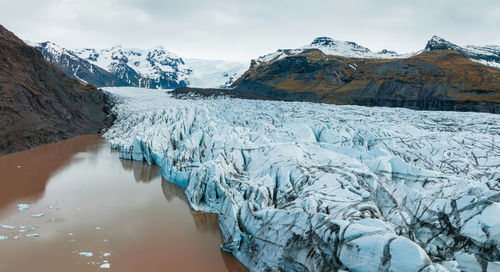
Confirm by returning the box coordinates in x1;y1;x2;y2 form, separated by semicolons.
103;87;500;272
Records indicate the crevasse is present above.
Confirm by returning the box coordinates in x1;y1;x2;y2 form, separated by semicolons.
104;87;500;272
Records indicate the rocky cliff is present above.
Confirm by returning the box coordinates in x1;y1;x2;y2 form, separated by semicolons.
232;49;500;113
0;25;110;156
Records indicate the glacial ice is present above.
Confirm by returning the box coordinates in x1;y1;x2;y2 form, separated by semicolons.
0;224;15;230
78;252;93;257
30;213;45;218
104;87;500;272
16;204;30;211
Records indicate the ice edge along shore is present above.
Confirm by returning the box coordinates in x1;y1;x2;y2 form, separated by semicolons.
103;87;500;272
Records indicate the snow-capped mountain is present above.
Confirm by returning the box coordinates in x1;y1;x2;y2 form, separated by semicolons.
424;35;500;68
74;46;190;89
29;41;248;89
256;36;500;68
27;41;128;86
256;37;412;64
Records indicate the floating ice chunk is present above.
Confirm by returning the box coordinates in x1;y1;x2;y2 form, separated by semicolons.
0;224;15;230
13;236;18;239
68;233;74;236
0;236;7;240
31;213;45;218
76;208;82;212
26;233;40;238
103;252;111;257
96;227;101;230
17;204;30;211
47;205;54;209
102;239;109;242
100;263;110;269
78;252;93;257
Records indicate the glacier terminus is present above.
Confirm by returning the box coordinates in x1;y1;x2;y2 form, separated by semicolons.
104;87;500;272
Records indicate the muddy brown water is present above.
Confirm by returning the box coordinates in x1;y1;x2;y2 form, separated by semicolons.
0;135;248;272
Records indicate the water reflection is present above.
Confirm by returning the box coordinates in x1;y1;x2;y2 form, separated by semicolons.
0;135;248;272
120;158;161;183
161;179;220;234
0;135;103;213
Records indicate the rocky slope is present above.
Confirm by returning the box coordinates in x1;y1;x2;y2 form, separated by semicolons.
0;25;110;156
104;87;500;272
232;49;500;113
30;42;248;89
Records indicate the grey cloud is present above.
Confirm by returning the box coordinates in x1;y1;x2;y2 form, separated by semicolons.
1;0;499;61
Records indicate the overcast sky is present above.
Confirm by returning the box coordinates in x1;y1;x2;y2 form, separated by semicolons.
1;0;499;61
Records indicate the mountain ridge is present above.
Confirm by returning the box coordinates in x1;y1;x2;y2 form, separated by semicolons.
29;41;248;89
256;35;500;68
227;48;500;113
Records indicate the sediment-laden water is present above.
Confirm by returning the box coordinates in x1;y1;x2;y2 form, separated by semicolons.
0;135;247;272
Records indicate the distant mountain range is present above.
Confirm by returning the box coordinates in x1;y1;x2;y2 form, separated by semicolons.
255;36;500;68
27;41;248;89
29;36;500;91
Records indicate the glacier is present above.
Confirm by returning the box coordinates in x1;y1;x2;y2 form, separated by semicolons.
103;87;500;272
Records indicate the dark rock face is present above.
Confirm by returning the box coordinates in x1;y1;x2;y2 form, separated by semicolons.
0;25;110;156
231;49;500;113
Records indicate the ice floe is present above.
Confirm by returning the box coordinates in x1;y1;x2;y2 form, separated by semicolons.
78;252;93;257
0;224;15;230
30;213;45;218
16;204;30;211
104;87;500;271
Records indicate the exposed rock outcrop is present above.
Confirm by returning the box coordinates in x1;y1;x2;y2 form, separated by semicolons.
0;25;110;156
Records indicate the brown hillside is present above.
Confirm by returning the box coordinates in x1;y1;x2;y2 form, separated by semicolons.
0;25;110;156
233;49;500;113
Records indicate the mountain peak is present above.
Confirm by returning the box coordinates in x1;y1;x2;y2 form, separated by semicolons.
425;35;459;51
310;37;336;47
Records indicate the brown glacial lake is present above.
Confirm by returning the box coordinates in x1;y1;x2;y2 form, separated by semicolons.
0;135;247;272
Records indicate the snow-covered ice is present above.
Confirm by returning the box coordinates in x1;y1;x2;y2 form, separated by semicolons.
100;263;110;269
104;87;500;272
78;252;93;257
26;233;40;238
0;236;7;240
